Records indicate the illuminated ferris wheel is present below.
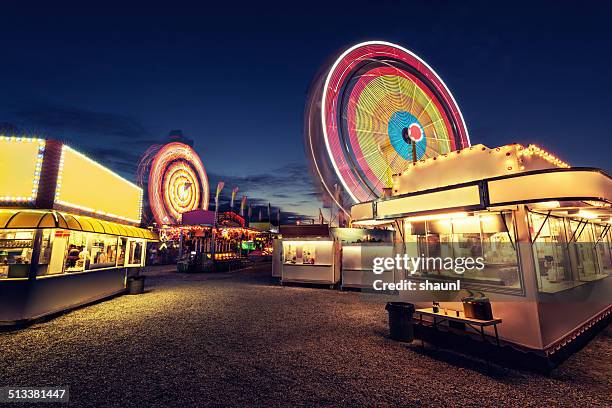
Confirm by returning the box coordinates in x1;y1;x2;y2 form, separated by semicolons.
138;141;209;226
305;41;470;216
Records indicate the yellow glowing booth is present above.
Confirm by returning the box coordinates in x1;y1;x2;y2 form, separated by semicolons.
351;143;612;356
0;136;157;325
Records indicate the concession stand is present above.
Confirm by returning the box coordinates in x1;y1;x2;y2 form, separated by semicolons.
279;224;341;286
275;225;395;288
350;143;611;355
0;137;157;325
334;228;395;290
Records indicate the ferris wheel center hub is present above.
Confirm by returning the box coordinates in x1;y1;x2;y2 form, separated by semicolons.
402;123;423;143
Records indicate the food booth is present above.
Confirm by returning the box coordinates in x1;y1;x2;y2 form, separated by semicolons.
333;228;395;290
351;143;611;355
0;137;157;325
279;224;341;286
275;225;395;288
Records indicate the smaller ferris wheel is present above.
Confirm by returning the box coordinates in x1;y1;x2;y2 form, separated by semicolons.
137;139;209;226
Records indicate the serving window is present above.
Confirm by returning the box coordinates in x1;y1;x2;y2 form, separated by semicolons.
23;229;148;277
0;229;34;279
126;239;144;266
61;230;89;272
529;212;611;293
403;212;521;290
283;241;333;266
88;234;118;270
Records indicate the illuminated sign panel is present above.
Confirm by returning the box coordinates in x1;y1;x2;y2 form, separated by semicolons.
0;137;45;202
377;185;481;219
54;146;142;224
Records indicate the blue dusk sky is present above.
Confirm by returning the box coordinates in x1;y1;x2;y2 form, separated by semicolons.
1;1;611;221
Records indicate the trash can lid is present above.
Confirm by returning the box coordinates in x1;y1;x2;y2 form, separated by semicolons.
385;302;415;311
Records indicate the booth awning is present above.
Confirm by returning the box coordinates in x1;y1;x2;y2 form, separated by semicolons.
0;209;158;240
352;168;612;222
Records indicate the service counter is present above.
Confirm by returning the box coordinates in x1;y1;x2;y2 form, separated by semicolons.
0;267;131;324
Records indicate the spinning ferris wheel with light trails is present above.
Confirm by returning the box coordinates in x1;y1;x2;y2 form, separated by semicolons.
137;141;209;226
304;41;471;217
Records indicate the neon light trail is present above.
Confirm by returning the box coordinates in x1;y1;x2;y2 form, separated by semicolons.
147;142;210;226
306;41;471;214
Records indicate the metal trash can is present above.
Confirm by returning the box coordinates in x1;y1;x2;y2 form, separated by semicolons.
385;302;415;342
127;276;145;295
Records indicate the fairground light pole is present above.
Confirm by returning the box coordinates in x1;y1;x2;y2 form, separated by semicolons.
212;181;224;265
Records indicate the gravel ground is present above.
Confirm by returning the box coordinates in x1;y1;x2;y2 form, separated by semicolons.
0;264;610;407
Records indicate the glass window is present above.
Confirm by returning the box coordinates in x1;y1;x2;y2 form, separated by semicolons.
404;212;521;289
284;243;298;264
64;230;88;272
117;237;127;267
0;229;34;279
569;220;606;282
283;241;333;265
86;234;118;270
477;213;520;288
529;212;611;292
530;212;574;292
303;244;316;264
127;240;143;266
35;229;53;276
38;230;52;264
593;223;612;277
44;229;68;275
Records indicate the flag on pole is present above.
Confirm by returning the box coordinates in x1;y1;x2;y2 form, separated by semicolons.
230;187;239;210
212;181;225;249
240;195;247;217
215;181;225;203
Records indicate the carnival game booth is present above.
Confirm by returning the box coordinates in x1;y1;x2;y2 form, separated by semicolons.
171;209;259;272
351;143;611;356
0;137;157;325
279;224;341;287
248;221;277;262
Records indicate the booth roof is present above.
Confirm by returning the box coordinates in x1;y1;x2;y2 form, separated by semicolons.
0;209;158;241
279;224;330;238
